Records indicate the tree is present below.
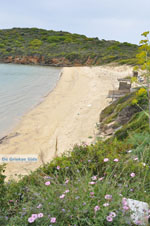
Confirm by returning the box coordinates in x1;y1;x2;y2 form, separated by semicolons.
135;31;150;129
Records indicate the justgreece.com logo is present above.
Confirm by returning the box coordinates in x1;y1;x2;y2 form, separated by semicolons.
0;155;38;163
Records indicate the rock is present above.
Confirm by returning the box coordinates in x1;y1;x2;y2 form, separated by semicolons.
105;128;114;135
126;198;149;225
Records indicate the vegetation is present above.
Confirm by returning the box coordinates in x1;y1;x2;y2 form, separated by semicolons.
0;28;138;66
0;88;150;225
134;31;150;129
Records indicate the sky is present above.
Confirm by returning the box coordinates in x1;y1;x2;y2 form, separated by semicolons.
0;0;150;44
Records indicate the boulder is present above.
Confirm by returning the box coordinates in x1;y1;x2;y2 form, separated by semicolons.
126;198;149;225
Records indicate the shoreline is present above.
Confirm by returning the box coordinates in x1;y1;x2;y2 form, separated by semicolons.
0;64;62;140
0;65;133;180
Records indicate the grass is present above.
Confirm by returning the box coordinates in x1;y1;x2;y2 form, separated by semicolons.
0;133;150;225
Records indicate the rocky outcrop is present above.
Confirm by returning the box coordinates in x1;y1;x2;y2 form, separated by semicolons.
0;55;98;67
1;56;45;65
99;91;142;137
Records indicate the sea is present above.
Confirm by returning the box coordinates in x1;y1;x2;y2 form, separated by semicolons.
0;63;61;139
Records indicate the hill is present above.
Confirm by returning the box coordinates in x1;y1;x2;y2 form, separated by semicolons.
0;28;138;66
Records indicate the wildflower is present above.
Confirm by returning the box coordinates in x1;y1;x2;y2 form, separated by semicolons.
28;217;35;223
104;158;109;162
106;216;113;222
109;212;116;218
134;157;138;161
90;192;94;196
57;166;60;170
128;150;132;153
31;214;38;219
105;194;112;200
50;217;56;223
122;198;128;205
62;209;66;212
83;202;86;206
92;176;97;180
123;205;129;211
136;220;142;225
75;196;80;199
114;158;119;162
130;172;135;177
99;177;104;181
88;160;91;162
89;181;96;185
60;194;65;199
64;189;69;193
65;179;69;184
142;163;146;166
103;203;109;207
45;181;51;186
94;205;100;212
37;204;42;208
38;213;44;218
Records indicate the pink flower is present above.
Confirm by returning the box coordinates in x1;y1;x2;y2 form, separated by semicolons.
134;157;138;161
45;181;50;186
50;217;56;223
105;194;112;200
123;205;129;211
103;203;109;207
60;194;65;199
106;216;113;222
89;181;96;185
28;217;35;223
136;220;142;225
104;158;109;162
122;198;128;206
64;189;69;193
130;172;135;177
37;204;42;208
99;177;104;181
31;214;38;219
94;205;100;212
57;166;60;170
92;176;97;180
90;192;94;196
65;179;69;184
38;213;44;218
114;158;119;162
109;212;116;218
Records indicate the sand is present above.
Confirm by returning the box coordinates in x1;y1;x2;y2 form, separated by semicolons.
0;65;133;180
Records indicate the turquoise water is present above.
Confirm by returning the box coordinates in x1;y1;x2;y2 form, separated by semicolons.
0;64;61;138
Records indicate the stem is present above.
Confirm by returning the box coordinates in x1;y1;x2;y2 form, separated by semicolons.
146;75;150;130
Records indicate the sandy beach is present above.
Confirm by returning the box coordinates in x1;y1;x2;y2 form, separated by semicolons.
0;65;133;180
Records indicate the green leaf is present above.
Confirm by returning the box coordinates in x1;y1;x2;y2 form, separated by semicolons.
141;31;150;37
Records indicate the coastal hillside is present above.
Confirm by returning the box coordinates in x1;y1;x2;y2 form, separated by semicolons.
0;28;138;66
1;85;150;225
